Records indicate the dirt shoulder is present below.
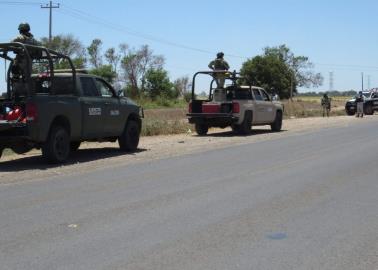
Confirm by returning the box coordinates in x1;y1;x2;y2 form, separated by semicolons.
0;115;376;185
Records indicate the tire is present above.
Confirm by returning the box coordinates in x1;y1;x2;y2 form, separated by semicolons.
0;148;3;159
11;143;33;154
195;123;209;136
364;104;374;115
119;120;140;151
346;109;355;116
237;111;252;135
271;110;283;132
70;142;81;152
42;125;71;163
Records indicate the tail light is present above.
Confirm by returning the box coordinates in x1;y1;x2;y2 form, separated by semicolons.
232;102;240;113
189;102;192;113
26;103;38;122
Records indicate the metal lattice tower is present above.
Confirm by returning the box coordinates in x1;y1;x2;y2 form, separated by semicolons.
329;72;334;91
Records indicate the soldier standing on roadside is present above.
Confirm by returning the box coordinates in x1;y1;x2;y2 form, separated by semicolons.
356;91;364;118
321;93;331;117
208;52;230;88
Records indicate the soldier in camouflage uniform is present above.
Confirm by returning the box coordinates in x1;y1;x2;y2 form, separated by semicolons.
321;93;331;117
12;23;40;45
11;23;41;81
355;91;364;118
208;52;230;88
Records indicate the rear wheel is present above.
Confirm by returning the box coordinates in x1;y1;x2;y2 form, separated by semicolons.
235;111;252;135
119;120;140;151
271;111;283;132
195;123;209;136
42;125;71;163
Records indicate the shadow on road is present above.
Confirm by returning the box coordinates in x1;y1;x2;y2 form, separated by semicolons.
201;129;287;137
0;147;147;172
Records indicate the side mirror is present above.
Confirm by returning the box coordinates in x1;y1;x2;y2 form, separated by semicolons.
117;89;124;97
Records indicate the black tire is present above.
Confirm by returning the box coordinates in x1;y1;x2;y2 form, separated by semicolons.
11;143;33;154
70;141;81;152
119;120;140;151
346;109;355;116
236;111;252;135
364;104;374;115
195;123;209;136
271;110;283;132
42;125;71;163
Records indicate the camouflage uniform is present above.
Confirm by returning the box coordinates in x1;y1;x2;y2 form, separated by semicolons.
321;94;331;117
12;33;40;46
356;92;364;118
11;23;41;80
208;53;230;88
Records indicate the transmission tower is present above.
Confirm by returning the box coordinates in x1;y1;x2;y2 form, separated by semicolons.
329;71;334;91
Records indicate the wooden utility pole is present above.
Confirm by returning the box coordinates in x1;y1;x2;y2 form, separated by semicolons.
41;1;60;43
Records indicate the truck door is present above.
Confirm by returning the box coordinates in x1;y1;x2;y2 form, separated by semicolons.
252;88;265;123
79;77;106;138
94;78;123;136
260;89;276;122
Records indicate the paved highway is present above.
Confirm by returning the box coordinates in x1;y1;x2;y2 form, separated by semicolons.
1;120;377;269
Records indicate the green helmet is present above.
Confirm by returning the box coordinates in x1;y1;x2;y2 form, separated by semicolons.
18;23;30;32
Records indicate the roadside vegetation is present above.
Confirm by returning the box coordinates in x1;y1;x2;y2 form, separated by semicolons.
36;35;359;138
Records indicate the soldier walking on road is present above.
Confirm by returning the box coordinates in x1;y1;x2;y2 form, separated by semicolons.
356;91;364;118
321;93;331;117
208;52;230;88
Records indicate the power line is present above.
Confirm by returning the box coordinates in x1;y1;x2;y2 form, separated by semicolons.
0;1;41;5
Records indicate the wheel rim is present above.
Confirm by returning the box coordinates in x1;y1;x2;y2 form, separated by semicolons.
54;131;69;160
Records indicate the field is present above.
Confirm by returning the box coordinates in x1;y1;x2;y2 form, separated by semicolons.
142;96;351;136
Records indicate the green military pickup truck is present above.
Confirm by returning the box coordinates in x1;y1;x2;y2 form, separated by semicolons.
0;43;142;163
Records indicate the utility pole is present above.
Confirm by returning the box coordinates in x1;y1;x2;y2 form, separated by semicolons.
41;1;60;43
361;72;364;91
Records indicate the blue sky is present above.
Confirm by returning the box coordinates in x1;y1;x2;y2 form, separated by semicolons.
0;0;377;93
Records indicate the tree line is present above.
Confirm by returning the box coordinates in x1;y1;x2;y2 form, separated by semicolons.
41;35;325;100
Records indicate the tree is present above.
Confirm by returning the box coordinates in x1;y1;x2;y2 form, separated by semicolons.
89;65;117;84
87;39;103;68
40;34;86;68
241;45;323;99
144;68;174;99
104;47;121;73
263;45;323;97
120;45;164;97
241;55;294;99
173;76;190;96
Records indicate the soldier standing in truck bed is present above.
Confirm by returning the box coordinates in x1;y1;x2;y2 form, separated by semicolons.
208;52;230;88
12;23;40;45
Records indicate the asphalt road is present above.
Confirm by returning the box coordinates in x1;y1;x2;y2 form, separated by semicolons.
1;120;377;270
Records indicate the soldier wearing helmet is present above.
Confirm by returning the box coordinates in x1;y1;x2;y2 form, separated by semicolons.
12;23;40;45
208;52;230;88
321;93;331;117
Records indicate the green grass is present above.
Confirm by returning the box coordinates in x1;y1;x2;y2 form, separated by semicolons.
136;97;188;109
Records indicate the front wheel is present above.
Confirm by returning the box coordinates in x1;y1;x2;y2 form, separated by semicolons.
271;111;283;132
119;120;140;151
42;125;71;163
346;109;355;116
195;123;209;136
364;104;374;115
